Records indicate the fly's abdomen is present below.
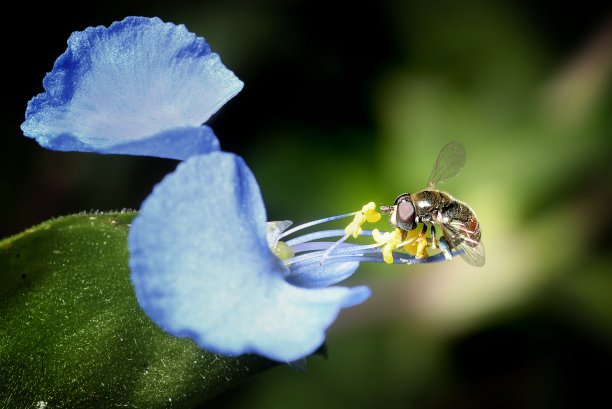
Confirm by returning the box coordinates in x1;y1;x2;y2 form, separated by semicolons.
443;201;481;246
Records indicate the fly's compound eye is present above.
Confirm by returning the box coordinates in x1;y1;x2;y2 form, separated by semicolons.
393;193;411;206
396;196;416;231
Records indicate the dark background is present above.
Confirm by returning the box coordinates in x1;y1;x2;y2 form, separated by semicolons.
2;1;612;408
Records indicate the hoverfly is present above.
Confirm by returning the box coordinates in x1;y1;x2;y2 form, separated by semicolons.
380;141;485;266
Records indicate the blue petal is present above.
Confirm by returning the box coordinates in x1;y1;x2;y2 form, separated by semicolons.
22;16;242;157
36;126;220;160
265;221;361;288
286;261;360;288
129;152;370;362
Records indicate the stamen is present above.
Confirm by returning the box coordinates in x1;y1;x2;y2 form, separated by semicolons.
290;241;355;254
363;202;382;223
288;251;451;278
279;212;358;239
344;202;381;239
372;228;404;264
272;240;295;260
320;232;350;265
271;200;454;286
289;255;384;276
397;226;430;259
313;202;382;264
285;229;347;246
286;229;374;246
286;241;384;267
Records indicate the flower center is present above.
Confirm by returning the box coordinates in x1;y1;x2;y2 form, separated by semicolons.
266;202;454;284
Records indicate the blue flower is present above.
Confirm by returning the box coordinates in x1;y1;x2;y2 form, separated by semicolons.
23;16;454;362
21;16;242;160
129;152;371;362
128;151;451;362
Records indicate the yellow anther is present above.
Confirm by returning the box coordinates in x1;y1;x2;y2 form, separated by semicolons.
415;236;429;259
344;202;382;239
272;240;295;261
345;212;365;238
371;228;385;243
400;228;429;259
372;228;403;264
362;201;382;223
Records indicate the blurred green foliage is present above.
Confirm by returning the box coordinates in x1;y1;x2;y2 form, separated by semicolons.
2;0;612;408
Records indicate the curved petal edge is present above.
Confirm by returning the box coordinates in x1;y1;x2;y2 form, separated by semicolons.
22;16;242;156
129;152;369;362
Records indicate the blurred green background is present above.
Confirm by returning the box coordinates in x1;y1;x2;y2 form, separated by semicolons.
2;0;612;407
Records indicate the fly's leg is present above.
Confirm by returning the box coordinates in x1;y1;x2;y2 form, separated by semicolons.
415;224;429;259
429;225;438;249
438;236;453;261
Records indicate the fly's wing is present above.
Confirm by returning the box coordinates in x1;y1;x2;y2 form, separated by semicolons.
427;141;466;189
439;220;485;267
454;239;485;267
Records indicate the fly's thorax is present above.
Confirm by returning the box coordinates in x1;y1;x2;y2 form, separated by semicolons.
411;190;453;219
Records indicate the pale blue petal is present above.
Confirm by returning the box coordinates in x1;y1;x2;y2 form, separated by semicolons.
22;16;242;157
286;261;360;288
100;126;219;159
129;152;370;362
36;125;219;160
265;223;360;289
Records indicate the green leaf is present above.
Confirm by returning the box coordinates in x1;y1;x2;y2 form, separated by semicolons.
0;212;275;408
